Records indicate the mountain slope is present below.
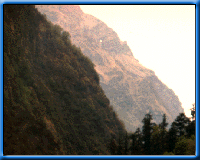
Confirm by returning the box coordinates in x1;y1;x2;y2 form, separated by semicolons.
4;5;126;155
36;5;184;132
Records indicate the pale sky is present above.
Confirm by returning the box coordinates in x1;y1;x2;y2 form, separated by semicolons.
80;5;195;118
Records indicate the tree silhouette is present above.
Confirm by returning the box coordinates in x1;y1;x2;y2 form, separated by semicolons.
131;128;143;155
186;120;195;138
167;122;178;152
142;113;153;155
151;125;162;155
159;114;168;154
174;113;190;137
130;133;137;155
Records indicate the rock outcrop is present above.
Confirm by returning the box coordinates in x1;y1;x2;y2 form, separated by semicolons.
36;5;184;132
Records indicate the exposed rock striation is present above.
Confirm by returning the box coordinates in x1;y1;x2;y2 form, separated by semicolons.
36;5;184;132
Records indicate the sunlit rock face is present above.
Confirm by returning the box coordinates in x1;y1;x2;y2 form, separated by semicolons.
36;5;184;132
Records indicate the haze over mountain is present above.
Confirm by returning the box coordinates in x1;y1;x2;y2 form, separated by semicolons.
79;5;195;118
36;5;184;132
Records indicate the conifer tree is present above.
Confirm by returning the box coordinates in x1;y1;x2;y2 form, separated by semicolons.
167;122;178;152
142;113;153;155
186;120;195;138
135;128;143;155
174;113;190;137
159;114;168;154
151;125;162;155
130;133;136;155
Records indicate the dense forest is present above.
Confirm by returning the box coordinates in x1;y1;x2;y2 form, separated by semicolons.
3;5;195;155
4;5;126;155
109;113;195;155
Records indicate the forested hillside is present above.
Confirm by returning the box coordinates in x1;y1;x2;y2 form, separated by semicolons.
4;5;126;155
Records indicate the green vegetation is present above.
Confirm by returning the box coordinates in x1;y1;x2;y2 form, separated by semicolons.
3;5;195;155
108;113;195;155
4;5;125;155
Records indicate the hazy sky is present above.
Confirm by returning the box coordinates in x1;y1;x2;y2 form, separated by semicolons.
80;5;195;118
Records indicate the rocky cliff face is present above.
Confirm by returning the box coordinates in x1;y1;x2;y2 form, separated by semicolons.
36;5;184;132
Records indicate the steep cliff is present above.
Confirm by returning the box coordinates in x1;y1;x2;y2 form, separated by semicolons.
36;5;184;132
4;5;126;155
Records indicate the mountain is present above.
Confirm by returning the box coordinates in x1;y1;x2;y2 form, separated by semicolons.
36;5;184;132
4;5;126;155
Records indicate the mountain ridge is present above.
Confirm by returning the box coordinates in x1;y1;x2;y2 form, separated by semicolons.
36;5;184;132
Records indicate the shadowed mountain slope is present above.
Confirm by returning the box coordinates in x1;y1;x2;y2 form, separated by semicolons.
4;5;126;155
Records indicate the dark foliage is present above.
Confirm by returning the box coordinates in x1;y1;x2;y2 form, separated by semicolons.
174;113;190;137
142;113;153;155
186;120;195;138
4;5;126;155
130;128;143;155
159;114;168;154
127;113;195;155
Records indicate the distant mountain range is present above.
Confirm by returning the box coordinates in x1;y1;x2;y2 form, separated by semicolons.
36;5;184;132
